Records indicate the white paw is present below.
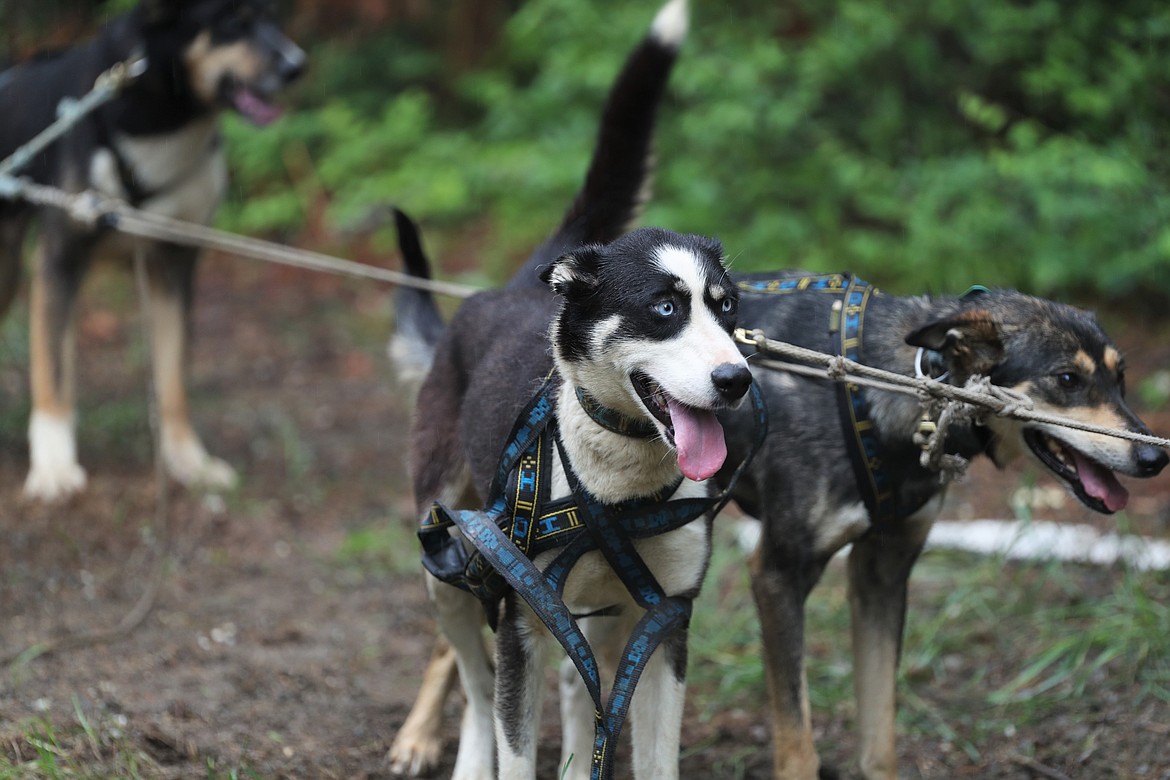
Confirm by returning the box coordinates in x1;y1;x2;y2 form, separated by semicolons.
23;462;88;502
387;731;443;777
163;436;238;491
25;412;87;502
452;766;494;780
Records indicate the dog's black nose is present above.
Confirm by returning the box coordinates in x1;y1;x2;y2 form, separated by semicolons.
1136;444;1169;477
711;362;752;402
279;50;307;83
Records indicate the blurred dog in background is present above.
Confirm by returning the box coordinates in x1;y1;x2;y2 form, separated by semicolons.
0;0;305;501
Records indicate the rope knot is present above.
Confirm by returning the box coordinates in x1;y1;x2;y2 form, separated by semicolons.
826;355;850;379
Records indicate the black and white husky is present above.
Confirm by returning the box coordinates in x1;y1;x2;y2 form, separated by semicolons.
408;226;750;779
0;0;305;501
394;2;753;776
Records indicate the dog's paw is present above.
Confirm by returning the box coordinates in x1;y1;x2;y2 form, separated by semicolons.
451;767;494;780
23;462;88;503
387;731;443;777
184;455;238;492
163;437;239;491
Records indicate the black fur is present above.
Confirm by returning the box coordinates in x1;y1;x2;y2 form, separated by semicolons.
548;229;735;365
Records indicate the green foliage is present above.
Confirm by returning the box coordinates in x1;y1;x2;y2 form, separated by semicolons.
221;0;1170;297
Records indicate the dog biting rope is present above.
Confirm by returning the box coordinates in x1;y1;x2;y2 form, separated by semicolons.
736;328;1170;484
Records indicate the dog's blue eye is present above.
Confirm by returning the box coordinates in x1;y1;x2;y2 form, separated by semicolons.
653;301;675;317
721;298;735;315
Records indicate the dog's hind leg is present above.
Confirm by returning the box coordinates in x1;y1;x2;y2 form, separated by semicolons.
846;511;934;780
24;224;96;501
496;595;548;780
428;574;496;780
141;240;236;492
388;635;459;776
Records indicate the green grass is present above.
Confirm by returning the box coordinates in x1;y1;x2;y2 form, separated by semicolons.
334;521;421;576
688;520;1170;761
0;706;154;779
0;701;263;779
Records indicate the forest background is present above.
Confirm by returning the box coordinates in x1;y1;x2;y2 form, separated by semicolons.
5;0;1169;300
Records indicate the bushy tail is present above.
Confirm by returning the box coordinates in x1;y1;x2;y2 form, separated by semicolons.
508;0;689;288
390;0;689;382
388;208;445;385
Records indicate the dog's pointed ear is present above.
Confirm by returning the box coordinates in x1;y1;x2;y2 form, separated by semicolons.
541;248;601;302
905;309;1004;378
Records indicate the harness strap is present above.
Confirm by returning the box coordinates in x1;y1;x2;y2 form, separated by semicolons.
739;273;905;526
422;377;767;779
833;276;900;524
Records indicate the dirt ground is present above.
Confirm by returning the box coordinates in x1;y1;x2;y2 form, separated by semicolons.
1;255;1168;779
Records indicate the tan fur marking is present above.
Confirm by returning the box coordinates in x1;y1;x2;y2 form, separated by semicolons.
1104;347;1121;374
29;243;73;417
184;33;263;105
768;679;819;780
388;638;459;775
1074;350;1096;376
148;281;194;444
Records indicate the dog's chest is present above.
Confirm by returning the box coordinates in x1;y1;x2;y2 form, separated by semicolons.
89;118;227;224
534;451;711;612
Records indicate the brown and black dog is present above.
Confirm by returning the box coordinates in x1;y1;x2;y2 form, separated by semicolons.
0;0;304;501
719;274;1168;779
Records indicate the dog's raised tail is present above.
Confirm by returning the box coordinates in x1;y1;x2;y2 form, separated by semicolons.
509;0;689;287
388;208;445;387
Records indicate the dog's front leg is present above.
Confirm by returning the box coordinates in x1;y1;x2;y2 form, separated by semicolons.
142;241;236;492
427;573;496;780
750;542;820;780
25;227;95;501
629;617;689;780
496;595;548;779
559;615;624;780
846;517;932;780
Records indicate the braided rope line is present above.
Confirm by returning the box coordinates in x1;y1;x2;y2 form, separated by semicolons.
737;328;1170;451
2;58;1166;449
0;178;479;299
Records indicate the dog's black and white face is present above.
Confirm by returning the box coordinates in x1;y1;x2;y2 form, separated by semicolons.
143;0;305;126
907;293;1168;514
544;227;753;481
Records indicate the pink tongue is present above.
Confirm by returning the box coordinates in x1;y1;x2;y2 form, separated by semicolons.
666;398;728;481
233;88;283;127
1070;450;1129;512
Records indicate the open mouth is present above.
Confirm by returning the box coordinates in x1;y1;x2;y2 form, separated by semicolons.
224;82;283;127
1023;429;1128;514
630;371;727;482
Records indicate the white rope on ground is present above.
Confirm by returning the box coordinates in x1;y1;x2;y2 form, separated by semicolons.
732;518;1170;571
736;328;1170;450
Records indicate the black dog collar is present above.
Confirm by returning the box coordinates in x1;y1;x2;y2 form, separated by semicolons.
575;386;659;440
